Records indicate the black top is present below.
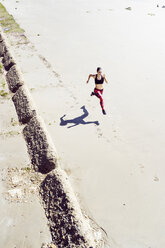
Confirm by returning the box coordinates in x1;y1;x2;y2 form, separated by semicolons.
95;74;104;84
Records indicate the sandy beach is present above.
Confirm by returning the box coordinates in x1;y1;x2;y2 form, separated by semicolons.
0;64;51;247
1;0;165;247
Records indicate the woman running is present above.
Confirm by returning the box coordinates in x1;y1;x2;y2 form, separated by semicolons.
86;67;108;115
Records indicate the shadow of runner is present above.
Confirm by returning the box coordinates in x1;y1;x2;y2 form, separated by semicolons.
60;105;99;128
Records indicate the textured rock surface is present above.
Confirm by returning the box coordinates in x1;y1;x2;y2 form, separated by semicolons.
2;50;15;70
0;33;3;42
6;65;24;92
23;116;58;174
40;169;93;248
12;86;36;124
0;41;6;57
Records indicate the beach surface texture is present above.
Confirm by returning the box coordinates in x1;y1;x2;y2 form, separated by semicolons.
1;0;165;247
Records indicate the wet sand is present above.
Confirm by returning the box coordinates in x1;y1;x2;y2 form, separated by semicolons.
2;0;165;247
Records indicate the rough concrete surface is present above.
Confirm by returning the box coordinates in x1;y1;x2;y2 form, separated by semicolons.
12;85;36;124
6;65;24;93
0;40;6;57
2;50;15;71
40;168;95;248
23;116;58;174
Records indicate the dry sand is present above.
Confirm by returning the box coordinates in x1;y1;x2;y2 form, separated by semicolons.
0;69;51;247
2;0;165;247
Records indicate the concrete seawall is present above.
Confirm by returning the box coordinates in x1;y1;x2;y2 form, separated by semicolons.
0;29;100;247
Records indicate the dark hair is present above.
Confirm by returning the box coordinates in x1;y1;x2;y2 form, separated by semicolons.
97;67;101;72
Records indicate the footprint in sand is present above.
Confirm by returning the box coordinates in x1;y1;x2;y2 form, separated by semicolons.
96;128;111;142
64;168;72;176
125;7;132;11
113;130;117;138
148;13;155;16
69;93;77;101
96;127;103;138
154;176;159;182
139;164;144;174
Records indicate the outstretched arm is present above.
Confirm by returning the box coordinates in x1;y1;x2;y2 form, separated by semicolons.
86;74;95;83
103;74;108;84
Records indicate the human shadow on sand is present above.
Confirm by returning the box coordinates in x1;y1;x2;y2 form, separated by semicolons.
60;105;99;128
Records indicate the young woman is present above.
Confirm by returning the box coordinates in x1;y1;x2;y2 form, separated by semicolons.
86;67;108;115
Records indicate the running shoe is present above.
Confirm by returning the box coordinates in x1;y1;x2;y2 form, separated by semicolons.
102;109;106;115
